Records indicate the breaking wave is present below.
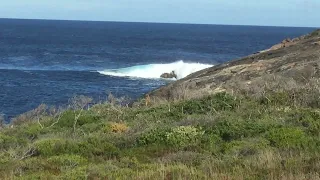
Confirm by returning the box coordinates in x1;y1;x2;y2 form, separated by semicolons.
98;60;213;79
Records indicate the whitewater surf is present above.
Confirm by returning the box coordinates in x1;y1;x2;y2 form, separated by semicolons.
98;60;213;79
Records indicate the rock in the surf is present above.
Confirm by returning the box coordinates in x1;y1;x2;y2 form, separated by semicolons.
160;71;177;79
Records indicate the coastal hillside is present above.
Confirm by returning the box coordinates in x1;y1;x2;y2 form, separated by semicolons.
1;30;320;179
150;29;320;101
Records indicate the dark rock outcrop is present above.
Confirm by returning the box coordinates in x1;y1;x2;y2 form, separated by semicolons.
160;71;177;79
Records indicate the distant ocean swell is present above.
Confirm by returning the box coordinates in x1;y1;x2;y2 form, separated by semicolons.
0;60;213;80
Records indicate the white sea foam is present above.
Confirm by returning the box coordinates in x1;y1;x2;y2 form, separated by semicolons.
98;60;213;79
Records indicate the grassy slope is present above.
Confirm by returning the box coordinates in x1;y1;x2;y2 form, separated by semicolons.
1;89;320;179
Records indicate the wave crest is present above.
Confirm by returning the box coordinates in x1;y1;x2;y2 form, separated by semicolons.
98;60;213;79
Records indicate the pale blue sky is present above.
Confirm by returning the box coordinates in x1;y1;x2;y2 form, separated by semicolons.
0;0;319;27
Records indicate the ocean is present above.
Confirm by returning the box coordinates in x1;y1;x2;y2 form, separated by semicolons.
0;19;315;121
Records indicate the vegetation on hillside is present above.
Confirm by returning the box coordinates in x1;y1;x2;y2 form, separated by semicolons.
1;78;320;180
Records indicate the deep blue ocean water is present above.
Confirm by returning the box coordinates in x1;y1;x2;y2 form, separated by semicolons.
0;19;315;120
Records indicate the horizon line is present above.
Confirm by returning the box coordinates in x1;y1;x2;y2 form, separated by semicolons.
0;17;318;29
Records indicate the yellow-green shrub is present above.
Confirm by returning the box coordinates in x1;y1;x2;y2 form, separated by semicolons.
110;122;129;133
266;127;310;149
165;126;204;148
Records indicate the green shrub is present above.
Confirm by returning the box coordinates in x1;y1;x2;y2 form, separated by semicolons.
16;157;54;175
159;151;210;166
136;164;207;180
114;157;141;169
135;106;185;122
121;144;174;162
77;113;100;126
81;122;105;133
288;109;320;136
57;110;100;128
34;138;66;156
131;93;239;124
87;163;119;179
77;136;119;158
19;123;44;139
207;119;276;141
56;110;76;128
90;104;124;120
266;127;311;149
200;134;223;154
60;166;87;180
0;152;12;164
34;138;80;157
259;91;293;106
223;138;270;156
179;92;239;114
35;137;119;158
16;172;58;180
165;126;204;148
0;133;19;149
137;126;204;149
48;154;87;168
209;92;240;111
137;128;169;146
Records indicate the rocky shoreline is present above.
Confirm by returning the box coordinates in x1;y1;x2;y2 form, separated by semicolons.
149;29;320;100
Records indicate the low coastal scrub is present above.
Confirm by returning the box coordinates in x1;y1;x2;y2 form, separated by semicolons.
1;92;320;179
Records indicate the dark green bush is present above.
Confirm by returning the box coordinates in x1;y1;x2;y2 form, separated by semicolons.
48;154;87;167
81;122;105;133
206;118;276;141
15;172;58;180
121;144;173;161
19;123;45;139
0;133;20;149
34;137;119;158
159;151;210;166
16;157;56;175
266;127;311;149
222;138;269;156
179;92;239;114
77;135;119;158
200;134;223;154
77;114;100;126
56;110;76;128
34;138;67;156
135;106;185;122
56;110;100;128
259;91;293;106
287;109;320;136
137;128;170;146
86;163;119;179
0;152;12;164
60;166;88;180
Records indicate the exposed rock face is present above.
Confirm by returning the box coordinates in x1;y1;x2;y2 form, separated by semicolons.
160;71;177;79
149;29;320;100
270;38;296;50
313;41;320;45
